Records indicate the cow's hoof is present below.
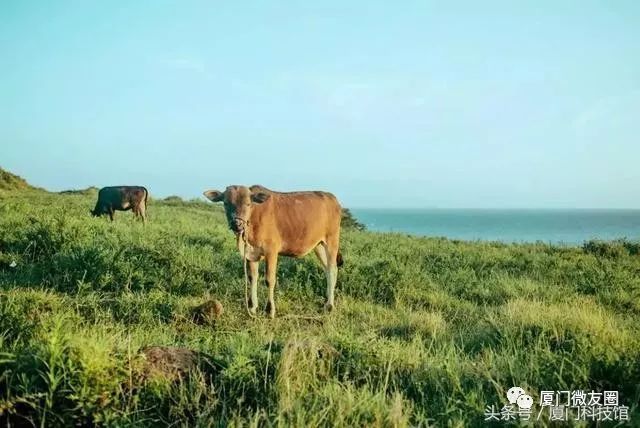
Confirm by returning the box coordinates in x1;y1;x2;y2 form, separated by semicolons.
265;301;275;319
247;298;257;316
324;302;334;313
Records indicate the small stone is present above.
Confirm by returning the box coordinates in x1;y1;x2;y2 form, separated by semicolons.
139;346;200;381
131;346;220;386
9;261;17;268
192;299;224;325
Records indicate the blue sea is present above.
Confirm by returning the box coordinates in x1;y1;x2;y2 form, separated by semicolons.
351;209;640;245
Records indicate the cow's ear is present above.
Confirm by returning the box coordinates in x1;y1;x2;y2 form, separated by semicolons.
251;192;270;204
203;190;224;202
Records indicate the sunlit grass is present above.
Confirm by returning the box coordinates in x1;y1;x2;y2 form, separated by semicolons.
1;190;639;426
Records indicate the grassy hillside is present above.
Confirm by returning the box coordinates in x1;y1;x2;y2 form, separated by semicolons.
0;168;43;193
0;188;639;426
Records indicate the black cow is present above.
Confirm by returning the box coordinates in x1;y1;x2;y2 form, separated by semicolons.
91;186;148;222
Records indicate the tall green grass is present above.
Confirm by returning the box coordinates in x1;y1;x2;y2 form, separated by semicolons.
1;190;639;427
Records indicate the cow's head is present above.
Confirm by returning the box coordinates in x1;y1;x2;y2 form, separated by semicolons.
90;206;104;217
203;186;270;235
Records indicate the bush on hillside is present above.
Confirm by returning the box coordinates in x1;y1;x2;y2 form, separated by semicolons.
342;208;366;231
0;168;37;191
59;187;99;196
583;239;640;258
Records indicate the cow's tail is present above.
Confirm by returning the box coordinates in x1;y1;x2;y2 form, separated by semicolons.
142;187;150;223
336;251;344;268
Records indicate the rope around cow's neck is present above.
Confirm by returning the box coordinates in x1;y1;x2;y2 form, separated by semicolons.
241;231;256;319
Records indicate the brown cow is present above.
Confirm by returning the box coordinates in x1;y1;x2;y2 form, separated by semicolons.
91;186;148;223
204;185;342;318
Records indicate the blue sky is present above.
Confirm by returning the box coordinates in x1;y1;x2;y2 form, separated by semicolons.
1;1;639;208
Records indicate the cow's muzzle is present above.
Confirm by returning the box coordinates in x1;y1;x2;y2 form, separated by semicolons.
231;216;249;234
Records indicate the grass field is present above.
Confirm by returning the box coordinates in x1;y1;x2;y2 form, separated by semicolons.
1;176;639;426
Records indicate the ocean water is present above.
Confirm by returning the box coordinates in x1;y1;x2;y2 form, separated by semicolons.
351;209;640;245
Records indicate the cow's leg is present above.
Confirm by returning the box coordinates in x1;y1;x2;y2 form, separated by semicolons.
316;243;336;311
140;203;147;224
264;252;278;319
246;260;259;315
322;239;339;312
108;207;115;221
135;203;146;224
313;245;328;269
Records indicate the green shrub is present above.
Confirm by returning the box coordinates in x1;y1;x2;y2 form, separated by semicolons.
341;208;366;231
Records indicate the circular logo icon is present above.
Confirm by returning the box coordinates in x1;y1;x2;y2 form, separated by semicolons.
517;394;533;410
507;386;526;404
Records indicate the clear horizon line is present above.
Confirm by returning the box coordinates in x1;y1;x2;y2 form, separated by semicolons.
348;207;640;211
